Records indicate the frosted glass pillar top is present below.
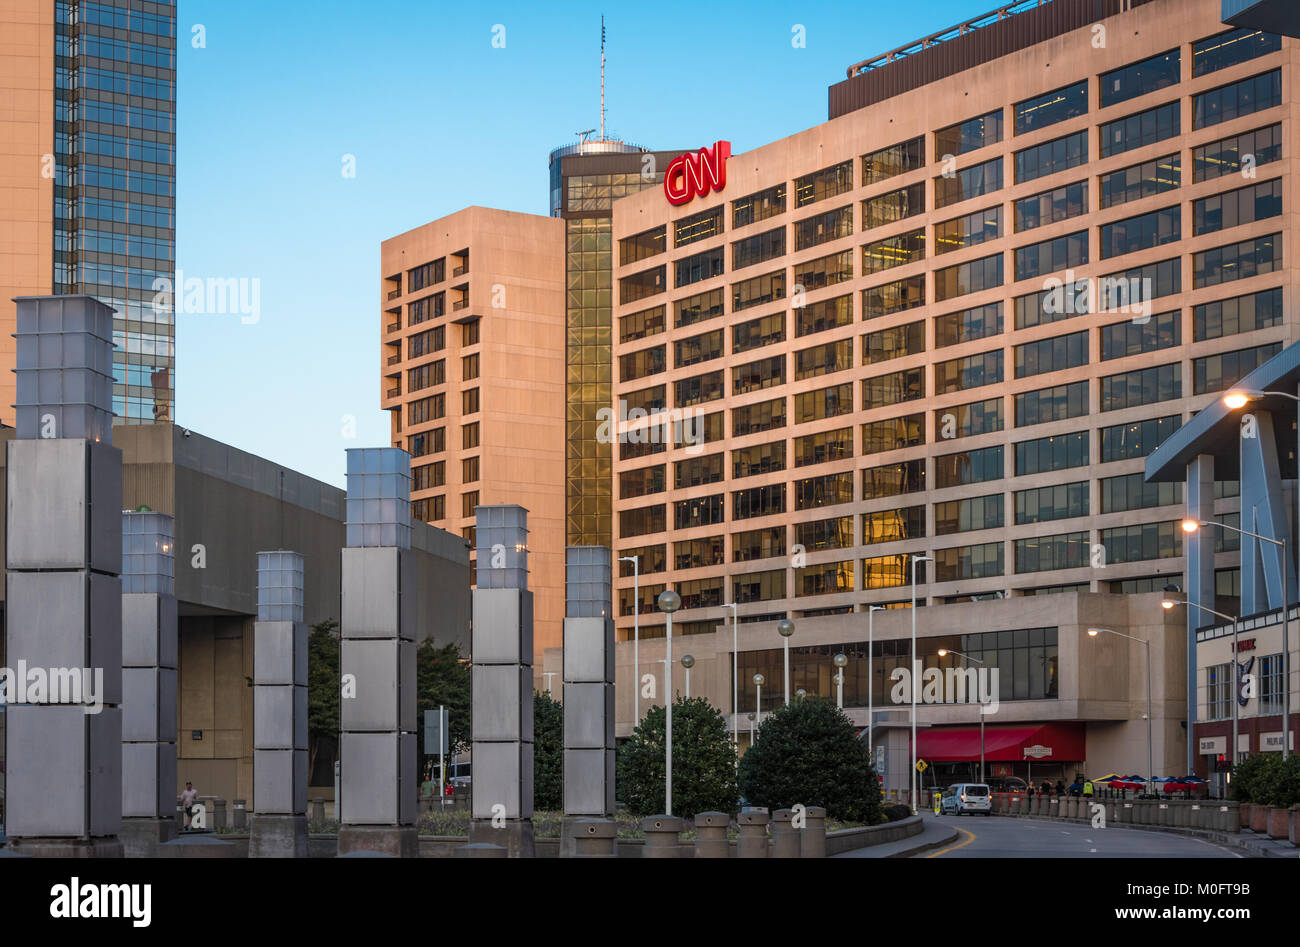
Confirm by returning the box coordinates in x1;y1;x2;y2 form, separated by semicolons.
121;510;174;595
565;546;611;618
257;550;305;623
475;504;528;590
13;295;115;443
345;447;412;549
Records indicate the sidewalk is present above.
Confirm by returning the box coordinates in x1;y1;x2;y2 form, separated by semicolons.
833;814;959;858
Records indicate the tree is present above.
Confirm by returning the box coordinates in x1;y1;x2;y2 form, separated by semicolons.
737;697;882;824
415;640;471;781
616;696;738;818
534;691;564;810
306;619;340;782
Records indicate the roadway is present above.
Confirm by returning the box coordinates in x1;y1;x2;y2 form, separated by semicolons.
922;814;1241;858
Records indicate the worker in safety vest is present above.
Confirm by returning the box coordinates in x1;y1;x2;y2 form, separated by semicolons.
1082;780;1094;797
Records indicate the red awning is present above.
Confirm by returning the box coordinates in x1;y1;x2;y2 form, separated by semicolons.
916;723;1085;762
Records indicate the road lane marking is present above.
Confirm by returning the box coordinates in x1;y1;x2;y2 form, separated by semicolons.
926;826;975;858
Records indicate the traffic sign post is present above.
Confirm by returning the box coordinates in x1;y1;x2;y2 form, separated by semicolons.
424;706;449;808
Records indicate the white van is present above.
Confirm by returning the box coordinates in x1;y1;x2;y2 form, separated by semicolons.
939;783;992;816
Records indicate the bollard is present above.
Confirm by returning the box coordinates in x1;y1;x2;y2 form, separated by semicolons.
1189;802;1203;829
232;799;247;830
213;799;227;831
311;797;326;823
641;816;683;858
1047;796;1058;819
1019;794;1030;816
1221;800;1239;833
694;812;730;858
771;810;799;858
455;843;506;858
573;819;617;858
800;806;827;859
1118;801;1131;824
737;807;770;858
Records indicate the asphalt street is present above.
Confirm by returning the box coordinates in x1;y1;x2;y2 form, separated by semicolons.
922;814;1242;858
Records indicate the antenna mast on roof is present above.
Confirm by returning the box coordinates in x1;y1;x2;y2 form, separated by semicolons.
600;15;606;141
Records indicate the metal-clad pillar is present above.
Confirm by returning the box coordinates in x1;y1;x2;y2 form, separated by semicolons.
1186;455;1215;777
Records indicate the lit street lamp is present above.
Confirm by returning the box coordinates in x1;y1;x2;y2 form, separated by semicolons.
657;588;681;816
1089;627;1153;798
1163;587;1240;773
777;618;795;705
937;648;985;783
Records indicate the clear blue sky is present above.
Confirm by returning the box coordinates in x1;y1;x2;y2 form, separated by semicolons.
175;0;979;487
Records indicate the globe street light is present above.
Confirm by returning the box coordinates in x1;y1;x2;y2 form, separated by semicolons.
1163;586;1241;776
747;711;756;744
777;618;795;706
833;652;848;710
753;672;765;734
618;555;641;726
1182;517;1290;759
1089;627;1153;798
911;555;934;812
938;648;985;783
657;588;681;816
795;688;807;699
721;601;739;751
867;605;885;757
681;653;695;699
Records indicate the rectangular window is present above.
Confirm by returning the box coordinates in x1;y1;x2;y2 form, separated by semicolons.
935;398;1003;439
1193;178;1282;236
796;205;855;249
795;516;855;552
674;330;723;369
862;185;923;231
862;414;924;456
732;270;786;312
1193;27;1281;77
1101;521;1182;564
733;483;786;520
1015;482;1088;524
1100;473;1181;514
674;537;724;571
411;461;446;492
461;490;479;519
1013;330;1087;378
620;226;666;265
862;229;925;274
1193;124;1281;182
675;288;725;329
733;527;786;563
620;305;665;343
795;383;853;423
620;504;666;538
863;320;925;365
620;265;665;304
1192;233;1281;289
934;157;1002;210
934;350;1003;395
620;464;666;499
795;472;855;510
862;459;926;500
862;137;924;185
1099;414;1182;462
1100;207;1181;259
674;494;725;530
862;275;925;319
623;384;666;414
795;339;853;381
1014;380;1089;427
934;543;1004;581
461;388;479;414
1014;130;1088;185
1014;532;1089;573
732;441;785;479
1194;286;1283;341
796;560;855;596
1101;49;1180;108
862;506;925;544
1015;231;1087;280
674;206;724;247
1100;154;1181;209
1100;310;1180;360
794;427;853;467
795;160;854;207
1015;180;1087;232
862;368;924;409
1193;342;1283;394
793;253;854;296
1099;100;1180;158
732;311;785;353
1014;431;1089;475
1193;68;1282;130
462;422;478;449
732;398;786;437
733;570;787;604
407;394;445;426
733;355;786;395
935;109;1004;158
935;303;1003;348
674;453;724;489
934;494;1003;535
1015;81;1088;135
862;553;926;589
934;445;1003;489
461;456;479;483
620;345;665;382
676;247;725;288
732;184;786;229
1101;257;1182;309
935;206;1001;255
732;226;786;270
675;371;724;407
1099;363;1182;411
934;253;1003;303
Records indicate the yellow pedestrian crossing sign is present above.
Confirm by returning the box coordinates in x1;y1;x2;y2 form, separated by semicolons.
915;759;928;773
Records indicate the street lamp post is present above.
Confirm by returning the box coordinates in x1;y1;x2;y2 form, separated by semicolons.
777;618;795;706
833;653;848;710
937;648;985;783
1182;516;1290;760
1089;627;1153;798
618;555;640;727
752;673;764;739
657;588;681;816
722;601;739;751
867;605;884;758
1163;587;1239;778
911;555;934;812
681;654;694;699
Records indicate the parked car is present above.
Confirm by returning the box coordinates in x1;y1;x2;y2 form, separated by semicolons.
939;783;992;816
448;761;472;789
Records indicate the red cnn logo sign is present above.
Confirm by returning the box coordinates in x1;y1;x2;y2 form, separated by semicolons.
664;141;731;206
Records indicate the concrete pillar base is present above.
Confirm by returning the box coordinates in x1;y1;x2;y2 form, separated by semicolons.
249;814;310;858
121;818;178;858
560;815;612;857
339;824;420;859
8;837;124;858
571;819;617;858
469;819;535;858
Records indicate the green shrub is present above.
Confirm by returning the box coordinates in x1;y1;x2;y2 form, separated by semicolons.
616;696;739;818
533;691;564;811
737;697;882;824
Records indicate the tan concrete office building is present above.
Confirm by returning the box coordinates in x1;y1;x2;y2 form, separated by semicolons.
603;0;1299;783
381;207;567;663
